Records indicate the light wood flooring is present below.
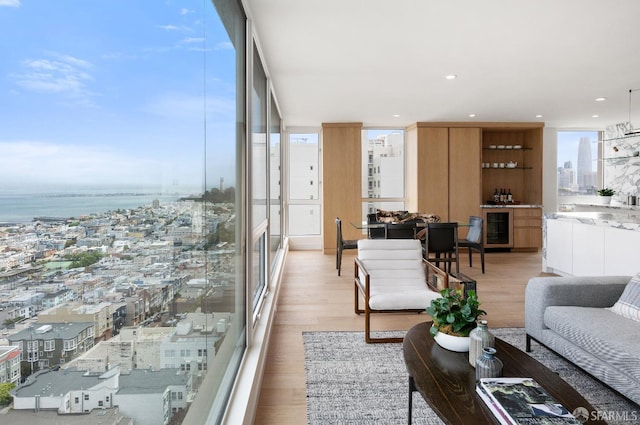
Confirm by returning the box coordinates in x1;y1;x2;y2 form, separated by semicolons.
254;249;550;424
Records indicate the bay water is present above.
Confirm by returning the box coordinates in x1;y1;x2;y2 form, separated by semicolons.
0;185;201;224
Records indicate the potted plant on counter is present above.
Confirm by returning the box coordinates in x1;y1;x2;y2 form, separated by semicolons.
597;187;615;205
426;288;486;352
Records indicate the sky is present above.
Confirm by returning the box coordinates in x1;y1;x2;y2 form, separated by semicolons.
0;0;236;193
557;130;599;171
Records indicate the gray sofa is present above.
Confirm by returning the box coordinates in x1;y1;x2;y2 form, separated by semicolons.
525;275;640;405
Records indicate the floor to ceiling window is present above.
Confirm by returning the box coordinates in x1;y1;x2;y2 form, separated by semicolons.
0;1;285;424
361;129;406;221
269;98;283;268
288;131;321;236
556;130;602;207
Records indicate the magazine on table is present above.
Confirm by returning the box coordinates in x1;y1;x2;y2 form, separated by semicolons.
477;377;581;425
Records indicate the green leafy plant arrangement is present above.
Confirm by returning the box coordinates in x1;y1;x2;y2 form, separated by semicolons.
426;288;486;337
597;188;615;196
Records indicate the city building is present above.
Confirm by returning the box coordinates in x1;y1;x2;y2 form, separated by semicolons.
8;322;94;372
12;365;190;425
0;345;21;384
38;302;113;342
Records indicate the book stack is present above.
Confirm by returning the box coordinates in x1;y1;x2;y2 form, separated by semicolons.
476;377;582;425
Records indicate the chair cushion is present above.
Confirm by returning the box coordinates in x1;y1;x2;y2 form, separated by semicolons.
607;273;640;322
357;239;439;310
369;277;441;310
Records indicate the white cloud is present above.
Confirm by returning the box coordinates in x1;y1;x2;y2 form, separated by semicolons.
181;37;205;44
0;0;20;7
11;52;95;102
215;41;233;50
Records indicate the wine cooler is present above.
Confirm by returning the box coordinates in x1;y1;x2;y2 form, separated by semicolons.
483;208;513;248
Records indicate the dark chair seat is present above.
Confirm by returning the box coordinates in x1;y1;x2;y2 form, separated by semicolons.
458;215;485;273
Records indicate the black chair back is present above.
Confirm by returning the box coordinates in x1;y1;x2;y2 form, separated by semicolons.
425;222;459;274
427;222;458;252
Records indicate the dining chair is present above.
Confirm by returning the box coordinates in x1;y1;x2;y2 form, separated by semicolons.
424;222;459;275
385;222;418;239
458;215;485;273
336;217;358;276
367;213;386;239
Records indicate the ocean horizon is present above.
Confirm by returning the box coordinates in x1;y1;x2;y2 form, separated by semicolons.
0;184;203;224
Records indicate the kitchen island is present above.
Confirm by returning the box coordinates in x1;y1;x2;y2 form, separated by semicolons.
543;211;640;276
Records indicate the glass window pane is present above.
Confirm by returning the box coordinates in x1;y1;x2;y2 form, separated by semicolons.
557;131;600;205
288;205;321;235
192;0;246;423
361;129;405;198
252;47;268;228
252;233;266;310
269;97;282;266
289;133;319;200
1;0;246;424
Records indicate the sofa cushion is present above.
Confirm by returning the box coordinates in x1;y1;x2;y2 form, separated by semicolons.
608;273;640;322
544;306;640;383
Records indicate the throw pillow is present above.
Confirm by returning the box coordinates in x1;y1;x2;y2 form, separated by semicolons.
608;273;640;322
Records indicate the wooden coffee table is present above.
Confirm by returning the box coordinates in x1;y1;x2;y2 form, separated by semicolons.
403;322;607;425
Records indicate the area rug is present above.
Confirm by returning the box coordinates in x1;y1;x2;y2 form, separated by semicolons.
303;327;639;425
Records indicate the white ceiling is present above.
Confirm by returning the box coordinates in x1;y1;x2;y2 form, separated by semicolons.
245;0;640;130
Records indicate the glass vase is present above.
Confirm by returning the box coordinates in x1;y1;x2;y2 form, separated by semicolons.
475;347;503;381
469;319;494;367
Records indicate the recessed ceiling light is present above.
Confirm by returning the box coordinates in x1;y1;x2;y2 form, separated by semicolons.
592;114;600;118
595;97;607;102
445;74;457;80
535;114;543;118
392;114;400;118
469;114;476;118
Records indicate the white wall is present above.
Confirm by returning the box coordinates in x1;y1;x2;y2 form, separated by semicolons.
114;392;168;425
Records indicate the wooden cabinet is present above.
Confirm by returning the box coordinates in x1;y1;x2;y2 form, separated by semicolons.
449;128;482;225
406;124;482;229
321;122;363;254
481;126;543;206
513;207;542;250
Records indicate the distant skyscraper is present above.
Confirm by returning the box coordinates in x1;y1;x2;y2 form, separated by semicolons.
577;137;592;188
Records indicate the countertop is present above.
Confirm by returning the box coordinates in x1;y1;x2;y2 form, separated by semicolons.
480;204;542;208
544;211;640;231
561;202;640;212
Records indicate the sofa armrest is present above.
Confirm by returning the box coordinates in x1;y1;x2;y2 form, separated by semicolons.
525;275;630;342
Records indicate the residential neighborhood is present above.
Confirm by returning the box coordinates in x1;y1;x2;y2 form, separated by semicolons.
0;199;236;424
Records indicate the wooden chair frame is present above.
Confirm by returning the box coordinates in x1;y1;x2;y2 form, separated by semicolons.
354;257;447;343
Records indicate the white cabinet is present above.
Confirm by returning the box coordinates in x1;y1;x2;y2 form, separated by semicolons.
604;227;640;275
545;219;573;274
545;217;639;276
572;223;604;276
